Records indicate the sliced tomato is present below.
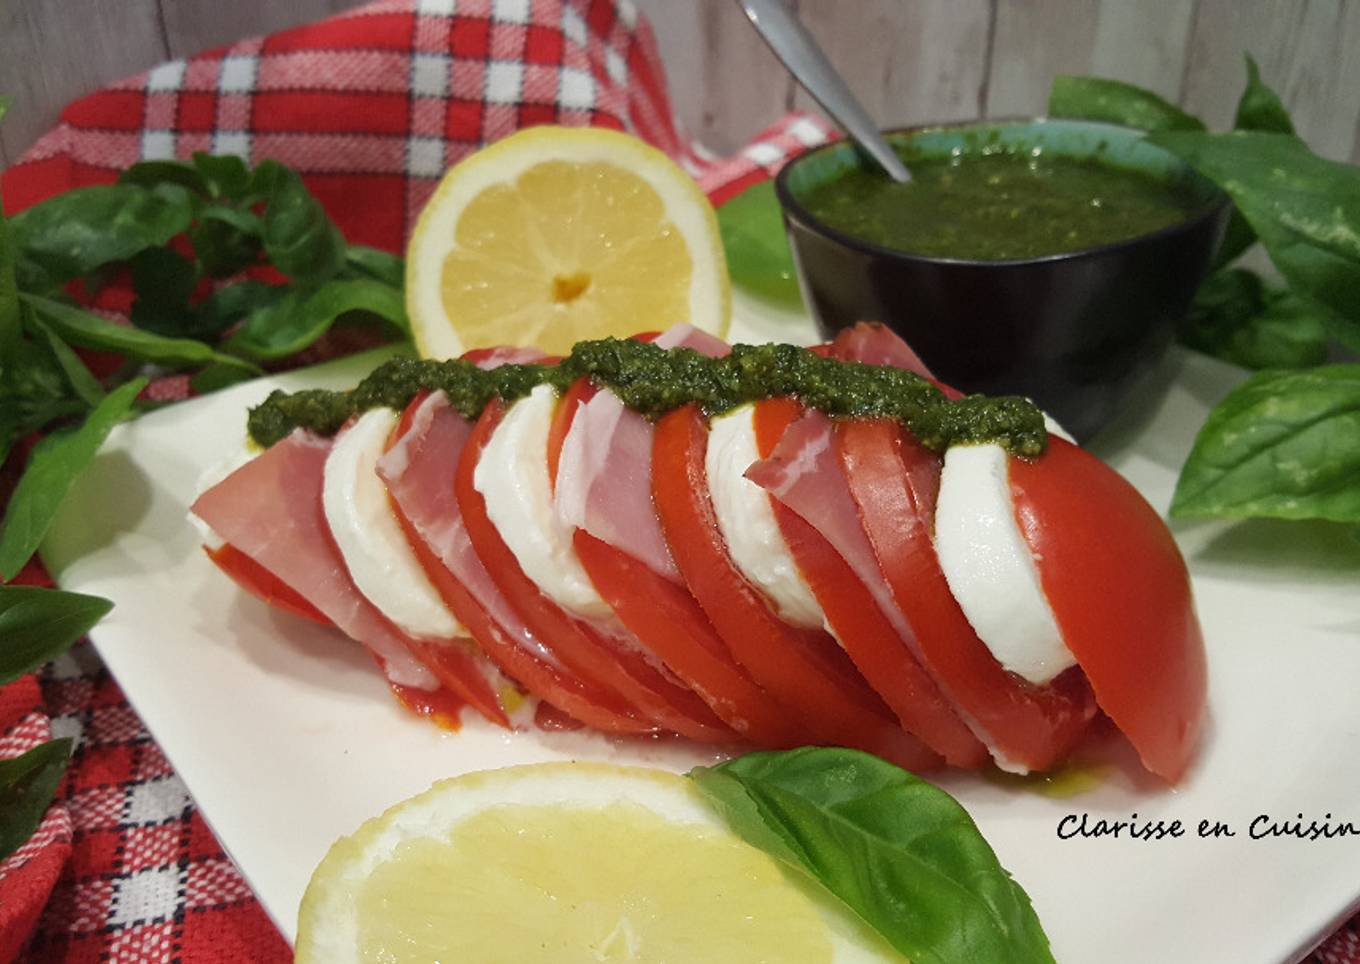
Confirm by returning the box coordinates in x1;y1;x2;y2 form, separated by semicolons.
1009;437;1207;782
751;399;989;767
573;530;807;747
389;680;466;731
391;499;656;735
385;391;655;735
652;403;941;771
837;419;1096;772
457;397;734;743
546;376;597;486
205;543;331;626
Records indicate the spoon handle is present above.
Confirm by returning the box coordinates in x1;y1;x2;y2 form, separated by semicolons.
736;0;911;183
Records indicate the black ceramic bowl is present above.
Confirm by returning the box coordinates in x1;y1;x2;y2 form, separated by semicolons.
775;119;1230;441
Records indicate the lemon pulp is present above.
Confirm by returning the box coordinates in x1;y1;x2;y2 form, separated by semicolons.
441;160;693;356
354;800;834;963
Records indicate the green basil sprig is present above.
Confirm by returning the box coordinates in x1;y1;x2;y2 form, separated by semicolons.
0;738;73;862
690;748;1054;964
1172;366;1360;522
0;585;112;685
1050;58;1360;525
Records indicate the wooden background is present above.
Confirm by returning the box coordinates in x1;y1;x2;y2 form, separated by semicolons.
3;0;1360;167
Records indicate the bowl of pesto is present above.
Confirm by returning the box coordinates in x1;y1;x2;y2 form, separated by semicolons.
775;119;1230;440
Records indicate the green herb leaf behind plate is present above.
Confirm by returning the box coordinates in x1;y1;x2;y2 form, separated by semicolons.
0;377;147;580
1148;131;1360;336
9;183;194;290
0;585;112;684
224;278;408;360
689;747;1055;964
1172;365;1360;522
1048;75;1206;133
1180;269;1331;371
0;738;73;862
718;180;802;306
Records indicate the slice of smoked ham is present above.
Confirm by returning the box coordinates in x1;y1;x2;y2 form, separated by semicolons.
745;406;987;767
653;403;941;771
554;323;731;583
190;430;437;691
377;390;655;735
748;400;988;767
831;322;964;399
459;397;735;743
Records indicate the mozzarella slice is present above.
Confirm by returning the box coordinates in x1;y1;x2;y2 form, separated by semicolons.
475;384;613;621
934;442;1075;685
323;408;464;641
707;405;828;630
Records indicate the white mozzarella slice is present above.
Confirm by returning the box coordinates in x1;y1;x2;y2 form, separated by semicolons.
706;405;828;630
323;408;464;641
934;442;1076;685
474;384;612;621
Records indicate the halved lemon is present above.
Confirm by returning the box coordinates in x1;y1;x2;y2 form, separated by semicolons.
406;126;730;359
296;762;900;963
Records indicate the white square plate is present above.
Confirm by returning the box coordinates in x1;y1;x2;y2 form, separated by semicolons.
42;299;1360;963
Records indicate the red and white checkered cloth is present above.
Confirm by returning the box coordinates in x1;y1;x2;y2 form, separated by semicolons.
0;1;1355;962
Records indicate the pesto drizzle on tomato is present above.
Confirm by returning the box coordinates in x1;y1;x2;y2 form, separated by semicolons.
246;338;1048;456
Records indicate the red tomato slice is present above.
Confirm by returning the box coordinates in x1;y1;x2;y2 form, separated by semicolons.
1009;437;1207;782
457;397;735;743
573;530;807;747
386;391;656;735
204;543;330;626
751;399;989;768
389;680;466;732
837;419;1096;772
551;379;807;746
652;403;942;771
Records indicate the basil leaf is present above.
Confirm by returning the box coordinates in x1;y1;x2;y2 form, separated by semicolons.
690;748;1054;964
0;739;72;862
28;315;106;406
192;153;251;200
1211;57;1298;269
225;278;407;360
0;585;111;684
190;360;258;394
0;174;21;367
1234;55;1295;136
22;293;260;375
197;279;285;334
120;160;209;196
1180;269;1331;370
129;247;200;337
718;180;802;305
0;377;147;579
1048;75;1205;133
345;245;405;287
10;184;194;289
1148;131;1360;326
261;167;345;282
191;207;263;279
1172;365;1360;522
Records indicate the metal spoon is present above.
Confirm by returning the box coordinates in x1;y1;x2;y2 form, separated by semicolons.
735;0;911;182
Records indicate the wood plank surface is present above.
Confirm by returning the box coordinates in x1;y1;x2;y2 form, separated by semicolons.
2;0;1359;165
984;0;1196;118
791;0;994;130
0;0;168;160
1182;0;1360;161
635;0;796;156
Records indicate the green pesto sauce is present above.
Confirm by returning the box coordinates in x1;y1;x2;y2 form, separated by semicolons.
801;150;1205;260
246;338;1048;456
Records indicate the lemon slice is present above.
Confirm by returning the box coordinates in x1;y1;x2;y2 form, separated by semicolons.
296;762;900;963
406;126;731;358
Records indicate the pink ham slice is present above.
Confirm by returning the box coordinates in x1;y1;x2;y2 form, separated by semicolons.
832;322;964;399
554;324;731;582
190;430;437;691
376;391;559;669
744;412;979;740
